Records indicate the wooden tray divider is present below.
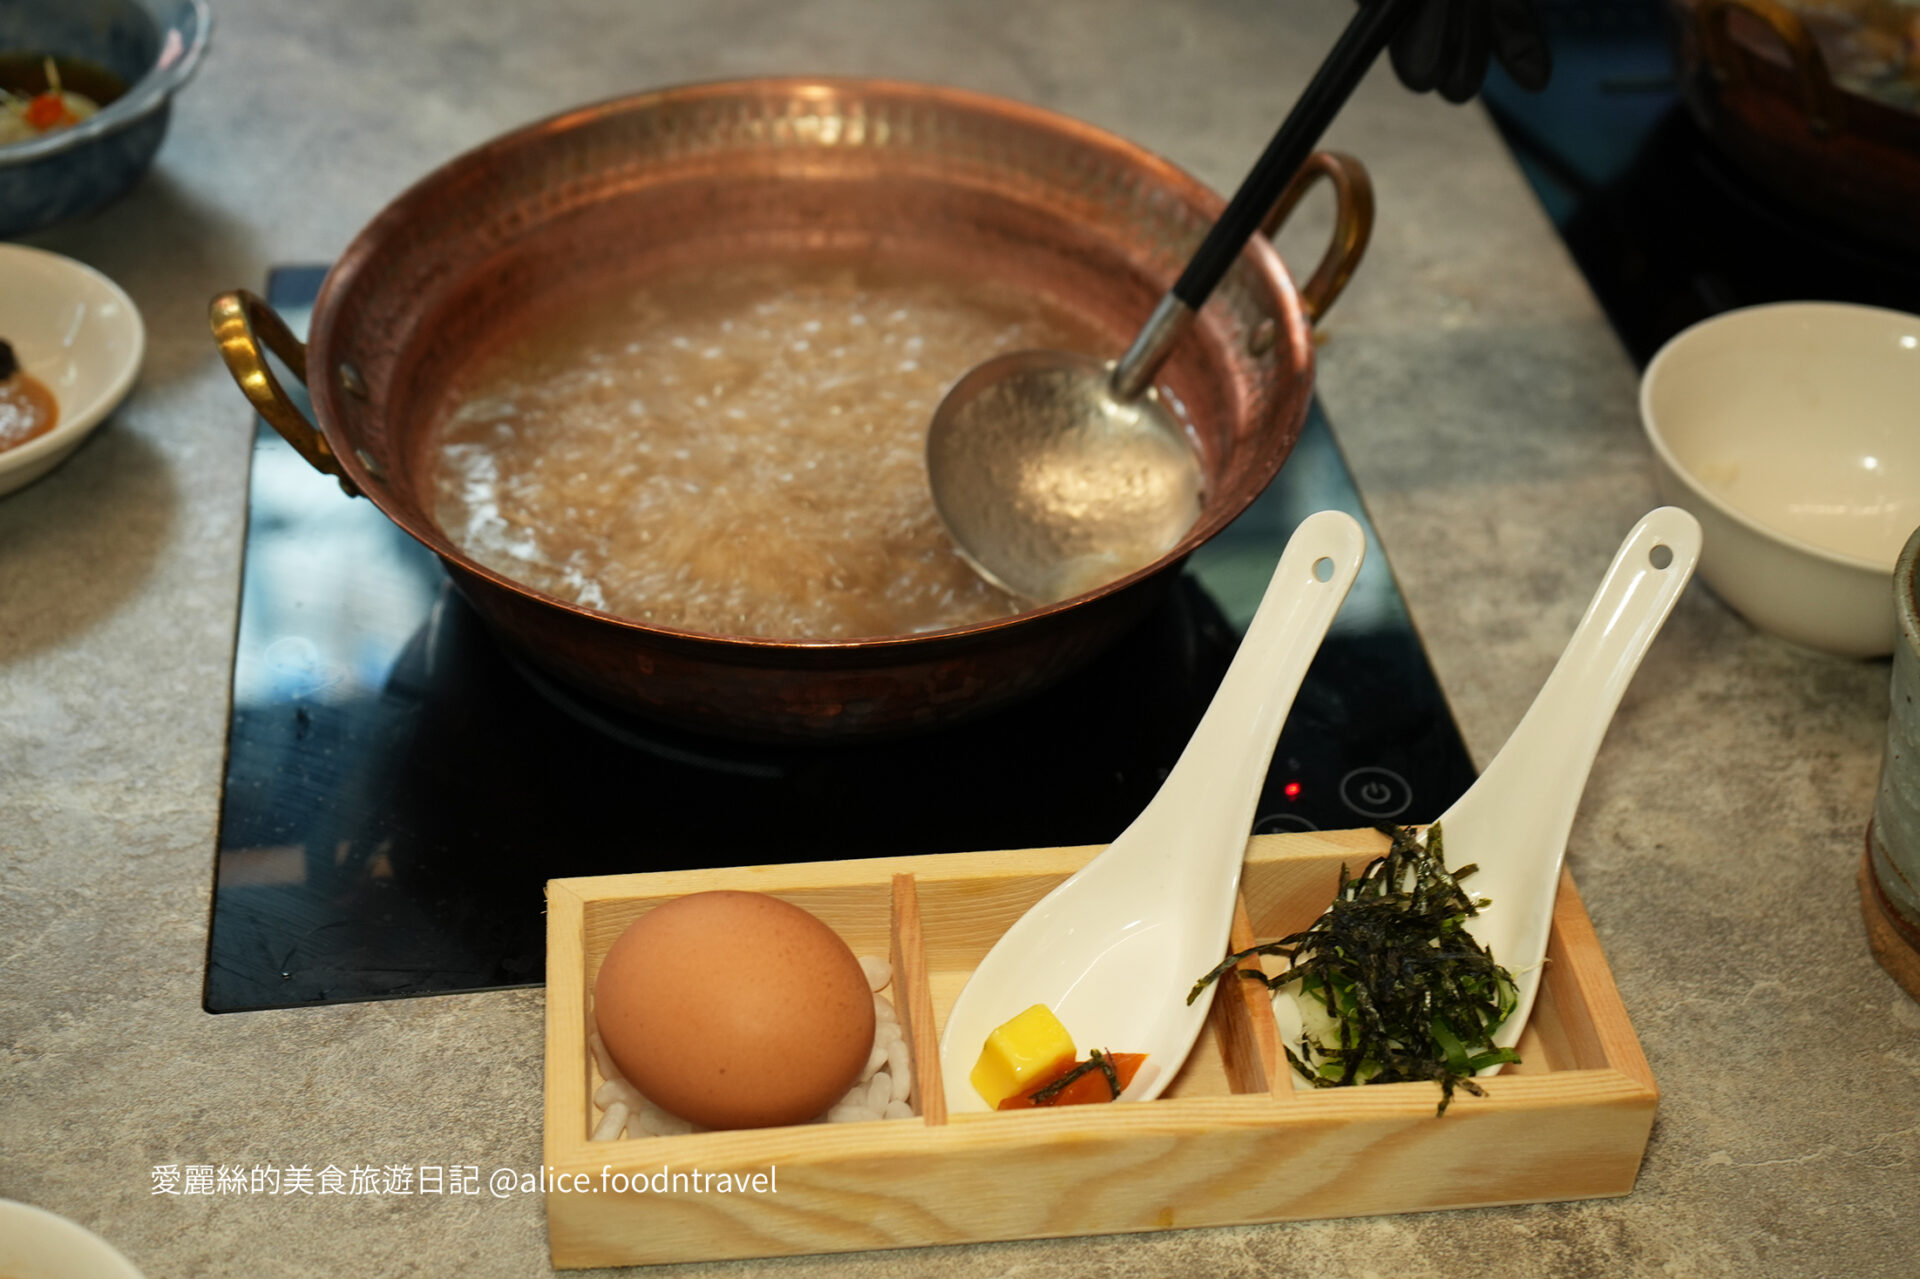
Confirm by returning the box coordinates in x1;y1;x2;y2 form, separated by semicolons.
1214;893;1285;1098
889;872;946;1125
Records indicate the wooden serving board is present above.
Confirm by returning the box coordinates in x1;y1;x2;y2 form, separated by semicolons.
544;828;1656;1269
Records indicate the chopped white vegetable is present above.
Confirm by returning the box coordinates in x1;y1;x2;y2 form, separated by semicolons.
886;1039;912;1102
591;1101;630;1142
588;1031;617;1083
594;1079;638;1109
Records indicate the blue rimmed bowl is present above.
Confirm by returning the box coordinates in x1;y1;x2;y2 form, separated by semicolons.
0;0;211;237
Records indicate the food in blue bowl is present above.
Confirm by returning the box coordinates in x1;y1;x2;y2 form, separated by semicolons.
0;0;210;237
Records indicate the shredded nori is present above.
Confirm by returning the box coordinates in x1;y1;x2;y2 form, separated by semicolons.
1188;821;1522;1115
1028;1048;1121;1104
0;340;16;381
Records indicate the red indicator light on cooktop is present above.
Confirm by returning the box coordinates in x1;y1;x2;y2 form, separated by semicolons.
1283;781;1302;800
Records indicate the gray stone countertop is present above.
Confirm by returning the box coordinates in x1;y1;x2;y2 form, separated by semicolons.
2;1;1914;1275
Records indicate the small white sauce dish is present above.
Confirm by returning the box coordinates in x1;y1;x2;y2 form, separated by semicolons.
0;1198;147;1279
0;242;144;497
1640;301;1920;657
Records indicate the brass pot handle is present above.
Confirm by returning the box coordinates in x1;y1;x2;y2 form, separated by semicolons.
1258;150;1375;325
1695;0;1842;135
209;289;359;497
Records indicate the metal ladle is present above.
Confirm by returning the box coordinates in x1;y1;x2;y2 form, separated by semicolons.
927;0;1421;605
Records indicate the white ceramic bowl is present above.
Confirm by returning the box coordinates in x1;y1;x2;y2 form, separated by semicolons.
0;242;144;497
1640;302;1920;657
0;1199;146;1279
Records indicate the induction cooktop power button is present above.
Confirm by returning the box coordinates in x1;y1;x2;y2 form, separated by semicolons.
1340;766;1411;819
1255;812;1319;834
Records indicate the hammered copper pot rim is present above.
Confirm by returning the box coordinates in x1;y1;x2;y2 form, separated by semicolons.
303;75;1311;657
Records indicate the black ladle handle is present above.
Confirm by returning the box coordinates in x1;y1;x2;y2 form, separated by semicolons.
1175;0;1416;309
1111;0;1419;399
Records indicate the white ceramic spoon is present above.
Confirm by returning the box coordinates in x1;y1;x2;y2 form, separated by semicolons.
939;508;1367;1113
1274;506;1703;1077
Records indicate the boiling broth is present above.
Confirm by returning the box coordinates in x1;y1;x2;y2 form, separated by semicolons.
430;258;1106;639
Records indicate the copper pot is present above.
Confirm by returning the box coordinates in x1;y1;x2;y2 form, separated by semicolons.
210;78;1370;741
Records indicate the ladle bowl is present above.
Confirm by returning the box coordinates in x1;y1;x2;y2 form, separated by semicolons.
927;351;1203;604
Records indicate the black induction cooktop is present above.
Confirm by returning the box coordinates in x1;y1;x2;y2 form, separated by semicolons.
1481;0;1920;368
203;265;1476;1013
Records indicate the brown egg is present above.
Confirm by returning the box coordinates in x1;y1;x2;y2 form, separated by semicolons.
592;890;877;1129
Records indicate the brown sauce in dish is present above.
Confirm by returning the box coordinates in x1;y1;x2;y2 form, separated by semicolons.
0;346;58;452
430;258;1106;640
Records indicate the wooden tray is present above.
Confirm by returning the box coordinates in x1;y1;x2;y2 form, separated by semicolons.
544;828;1657;1269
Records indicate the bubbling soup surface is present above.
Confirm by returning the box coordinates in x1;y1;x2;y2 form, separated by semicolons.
430;257;1107;639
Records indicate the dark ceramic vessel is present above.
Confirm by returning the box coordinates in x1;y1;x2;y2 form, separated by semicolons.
0;0;211;237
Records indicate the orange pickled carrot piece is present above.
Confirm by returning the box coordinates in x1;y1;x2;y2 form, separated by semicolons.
996;1052;1147;1109
24;93;71;131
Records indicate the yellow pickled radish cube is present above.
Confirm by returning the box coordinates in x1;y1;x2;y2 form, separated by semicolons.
970;1004;1077;1107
